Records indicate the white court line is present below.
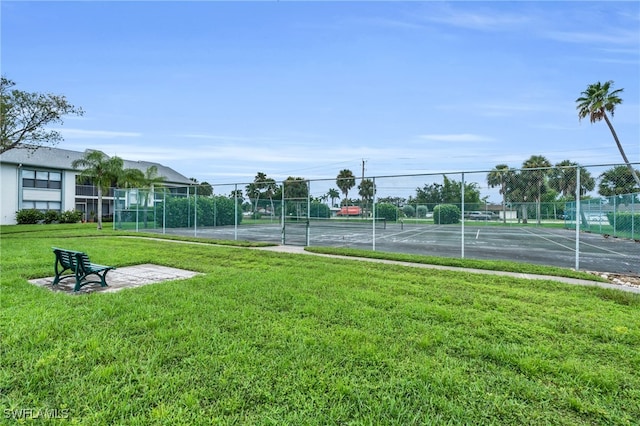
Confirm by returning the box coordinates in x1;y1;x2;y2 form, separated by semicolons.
527;227;635;258
522;228;576;252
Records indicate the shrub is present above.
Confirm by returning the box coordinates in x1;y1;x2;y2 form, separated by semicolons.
16;209;45;224
433;204;461;224
156;195;242;228
375;203;399;222
416;205;429;219
608;212;640;232
310;202;330;218
44;210;60;224
60;210;83;224
402;205;415;218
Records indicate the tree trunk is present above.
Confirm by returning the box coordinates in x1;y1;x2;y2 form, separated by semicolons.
604;113;640;188
501;182;506;224
97;186;103;230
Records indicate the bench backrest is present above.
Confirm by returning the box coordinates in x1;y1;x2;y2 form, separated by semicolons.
53;248;84;271
75;253;93;271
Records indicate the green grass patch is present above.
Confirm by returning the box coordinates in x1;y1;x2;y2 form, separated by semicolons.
305;246;606;282
0;223;274;248
1;227;639;424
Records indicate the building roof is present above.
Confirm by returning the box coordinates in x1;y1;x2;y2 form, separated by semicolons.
0;145;193;185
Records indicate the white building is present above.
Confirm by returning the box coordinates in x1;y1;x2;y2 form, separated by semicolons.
0;146;193;225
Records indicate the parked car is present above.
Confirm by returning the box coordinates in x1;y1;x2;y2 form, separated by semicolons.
468;211;495;221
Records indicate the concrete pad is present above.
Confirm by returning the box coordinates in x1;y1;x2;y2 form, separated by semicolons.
29;264;201;295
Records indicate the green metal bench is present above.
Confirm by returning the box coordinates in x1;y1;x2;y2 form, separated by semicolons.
52;247;115;292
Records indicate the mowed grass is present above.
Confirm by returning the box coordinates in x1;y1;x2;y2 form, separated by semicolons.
1;227;639;425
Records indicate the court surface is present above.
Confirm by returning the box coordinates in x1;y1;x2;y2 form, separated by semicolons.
158;222;640;275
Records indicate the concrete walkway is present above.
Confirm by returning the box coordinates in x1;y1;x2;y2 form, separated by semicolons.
255;244;640;294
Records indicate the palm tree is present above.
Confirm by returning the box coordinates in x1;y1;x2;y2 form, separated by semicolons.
327;188;340;207
522;155;551;225
487;164;512;223
262;177;277;217
548;160;595;199
137;166;166;228
576;81;640;187
72;150;124;230
358;178;376;214
336;169;356;206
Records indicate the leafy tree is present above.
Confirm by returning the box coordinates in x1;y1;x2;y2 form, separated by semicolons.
548;160;594;199
1;77;84;154
402;204;415;218
521;155;551;224
282;177;308;199
188;178;213;196
598;166;640;203
72;150;124;230
278;177;308;217
487;164;514;224
378;196;406;207
433;204;461;224
375;203;399;222
415;176;481;206
576;80;640;187
336;169;356;206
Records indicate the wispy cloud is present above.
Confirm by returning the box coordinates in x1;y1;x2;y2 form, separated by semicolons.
419;134;496;142
544;29;639;46
418;4;531;32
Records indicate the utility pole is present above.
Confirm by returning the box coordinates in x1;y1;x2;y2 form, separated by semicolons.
361;159;366;214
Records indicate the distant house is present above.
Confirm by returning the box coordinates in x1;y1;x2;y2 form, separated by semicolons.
0;146;193;225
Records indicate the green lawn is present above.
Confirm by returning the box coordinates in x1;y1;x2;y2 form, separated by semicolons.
1;225;639;424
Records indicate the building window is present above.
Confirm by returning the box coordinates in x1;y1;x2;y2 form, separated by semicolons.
22;201;61;212
22;169;62;189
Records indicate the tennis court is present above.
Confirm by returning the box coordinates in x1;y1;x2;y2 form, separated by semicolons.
160;220;640;275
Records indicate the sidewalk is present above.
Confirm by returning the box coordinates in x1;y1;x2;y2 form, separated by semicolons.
255;245;640;294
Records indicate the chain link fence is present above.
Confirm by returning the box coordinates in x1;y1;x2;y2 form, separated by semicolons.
114;163;640;274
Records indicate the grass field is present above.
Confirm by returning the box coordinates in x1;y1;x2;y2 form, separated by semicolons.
1;225;639;424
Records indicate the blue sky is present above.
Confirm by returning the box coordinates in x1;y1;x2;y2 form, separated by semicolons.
2;1;639;200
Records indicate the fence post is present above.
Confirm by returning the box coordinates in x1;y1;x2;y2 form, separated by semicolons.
163;188;166;235
194;185;198;237
575;166;580;271
281;181;286;245
135;190;139;233
234;184;238;241
461;172;465;259
306;180;311;247
372;177;376;251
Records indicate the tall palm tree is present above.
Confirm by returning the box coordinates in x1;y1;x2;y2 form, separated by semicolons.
358;178;376;214
336;169;356;206
327;188;340;207
576;81;640;187
487;164;512;223
548;160;595;199
263;177;277;216
522;155;551;225
72;150;124;230
137;166;166;228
